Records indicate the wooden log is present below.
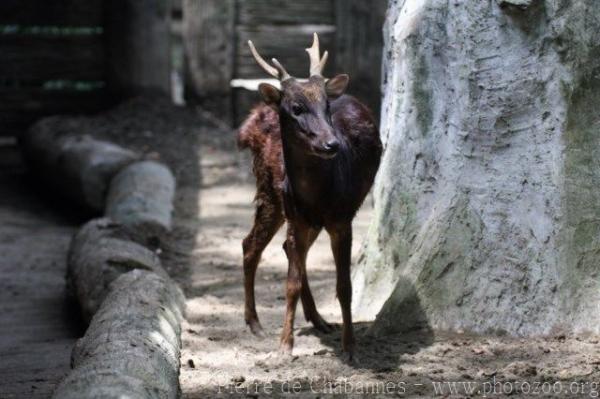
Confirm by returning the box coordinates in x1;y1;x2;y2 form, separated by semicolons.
105;161;175;243
52;270;185;399
19;117;139;211
66;218;167;323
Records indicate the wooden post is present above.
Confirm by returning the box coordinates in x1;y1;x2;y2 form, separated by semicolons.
105;0;172;97
183;0;235;123
335;0;386;118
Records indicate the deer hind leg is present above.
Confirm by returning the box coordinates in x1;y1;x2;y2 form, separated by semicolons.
242;194;283;337
283;228;334;334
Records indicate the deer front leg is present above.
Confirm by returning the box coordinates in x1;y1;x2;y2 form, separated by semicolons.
284;228;334;334
328;223;355;360
300;271;335;334
280;221;313;354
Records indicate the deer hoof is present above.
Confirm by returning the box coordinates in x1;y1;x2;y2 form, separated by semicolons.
311;316;335;334
247;319;266;338
340;349;357;364
278;340;294;356
278;345;293;357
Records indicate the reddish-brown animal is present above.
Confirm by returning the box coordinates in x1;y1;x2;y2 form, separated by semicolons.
238;34;382;360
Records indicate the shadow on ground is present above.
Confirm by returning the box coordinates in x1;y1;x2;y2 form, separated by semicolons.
308;280;434;372
0;144;86;399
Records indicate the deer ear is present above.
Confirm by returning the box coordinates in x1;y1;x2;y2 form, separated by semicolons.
258;83;281;105
325;74;349;98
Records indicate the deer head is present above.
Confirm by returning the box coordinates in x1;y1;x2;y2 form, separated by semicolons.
248;33;349;159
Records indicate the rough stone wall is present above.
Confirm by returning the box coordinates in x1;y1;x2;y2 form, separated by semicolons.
352;0;600;336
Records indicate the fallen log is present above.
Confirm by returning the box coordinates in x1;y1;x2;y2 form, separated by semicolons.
67;218;167;323
53;270;185;399
20;117;140;211
105;160;175;243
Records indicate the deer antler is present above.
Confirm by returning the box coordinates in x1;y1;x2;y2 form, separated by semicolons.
248;40;291;81
306;33;328;77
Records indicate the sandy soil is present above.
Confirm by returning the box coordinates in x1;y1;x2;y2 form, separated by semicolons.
19;96;600;398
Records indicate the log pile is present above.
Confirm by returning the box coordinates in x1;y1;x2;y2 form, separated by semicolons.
19;117;184;399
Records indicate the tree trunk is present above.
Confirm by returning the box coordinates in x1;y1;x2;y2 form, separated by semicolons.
353;0;600;336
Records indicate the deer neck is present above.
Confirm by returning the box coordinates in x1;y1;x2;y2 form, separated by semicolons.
280;128;326;207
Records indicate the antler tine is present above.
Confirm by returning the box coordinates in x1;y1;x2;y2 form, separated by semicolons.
319;50;329;73
248;40;293;81
248;40;279;78
306;32;328;77
271;58;291;81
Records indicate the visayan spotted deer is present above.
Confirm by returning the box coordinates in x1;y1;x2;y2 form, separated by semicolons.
238;33;382;360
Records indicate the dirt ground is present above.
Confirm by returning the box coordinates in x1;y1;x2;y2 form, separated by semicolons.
6;97;600;398
113;98;600;399
0;140;84;399
175;161;600;398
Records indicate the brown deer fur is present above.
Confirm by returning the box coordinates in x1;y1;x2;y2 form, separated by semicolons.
238;61;381;361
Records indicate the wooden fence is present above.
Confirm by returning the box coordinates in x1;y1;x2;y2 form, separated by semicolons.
0;0;171;137
183;0;386;125
0;0;106;136
0;0;385;135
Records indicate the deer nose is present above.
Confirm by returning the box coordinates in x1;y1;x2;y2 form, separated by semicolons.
323;139;340;153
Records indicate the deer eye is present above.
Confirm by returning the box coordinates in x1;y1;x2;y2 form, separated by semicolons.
291;104;304;116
